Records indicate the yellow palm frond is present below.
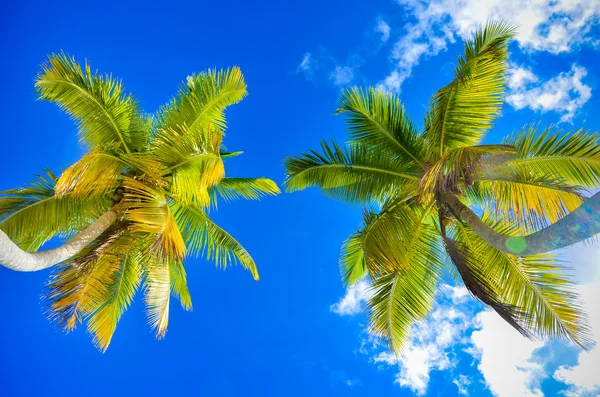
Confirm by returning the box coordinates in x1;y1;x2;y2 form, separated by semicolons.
55;151;126;198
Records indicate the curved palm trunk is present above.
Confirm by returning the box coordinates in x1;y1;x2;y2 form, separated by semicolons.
0;211;117;272
445;192;600;255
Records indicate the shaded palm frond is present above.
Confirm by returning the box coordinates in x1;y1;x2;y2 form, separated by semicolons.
284;140;420;204
419;144;516;199
36;52;147;153
424;22;516;158
122;177;186;261
44;225;132;331
451;212;592;348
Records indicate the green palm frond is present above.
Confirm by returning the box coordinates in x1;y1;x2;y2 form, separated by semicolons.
170;202;259;280
36;53;146;153
169;259;192;311
424;22;515;158
336;87;424;165
87;253;142;351
452;212;592;348
367;218;443;353
339;232;368;286
284;140;420;204
0;170;108;251
497;125;600;188
154;67;247;136
210;177;280;204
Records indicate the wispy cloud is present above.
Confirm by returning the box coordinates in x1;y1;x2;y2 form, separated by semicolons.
297;52;315;80
506;64;592;122
453;374;471;396
330;279;371;315
375;18;391;43
330;65;355;86
379;0;600;94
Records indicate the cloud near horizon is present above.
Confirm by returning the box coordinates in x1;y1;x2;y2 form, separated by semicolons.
331;243;600;396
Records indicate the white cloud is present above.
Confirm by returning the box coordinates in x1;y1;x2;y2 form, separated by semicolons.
470;243;600;397
553;281;600;397
330;279;371;315
442;284;469;304
369;286;477;395
330;65;355;86
376;18;391;43
471;310;546;397
379;0;600;93
506;64;592;122
297;52;315;80
453;374;471;395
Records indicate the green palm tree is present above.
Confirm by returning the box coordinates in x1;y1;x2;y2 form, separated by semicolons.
0;53;279;351
284;22;598;353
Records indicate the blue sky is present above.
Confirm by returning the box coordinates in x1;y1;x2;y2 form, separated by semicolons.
0;0;599;396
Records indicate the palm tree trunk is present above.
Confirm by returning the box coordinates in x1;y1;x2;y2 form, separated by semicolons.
444;192;600;255
0;210;117;272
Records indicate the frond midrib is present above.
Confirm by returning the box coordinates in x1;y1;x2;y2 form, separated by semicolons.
290;163;420;182
37;79;132;154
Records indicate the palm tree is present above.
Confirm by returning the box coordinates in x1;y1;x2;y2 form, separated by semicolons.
284;22;598;353
0;53;279;351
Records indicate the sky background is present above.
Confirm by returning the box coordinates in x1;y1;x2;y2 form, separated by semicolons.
0;0;599;396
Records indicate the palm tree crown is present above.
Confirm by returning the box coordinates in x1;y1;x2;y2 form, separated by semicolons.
0;53;279;351
284;22;598;353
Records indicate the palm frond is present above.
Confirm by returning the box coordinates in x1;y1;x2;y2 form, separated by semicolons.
336;87;424;165
209;177;280;206
170;202;259;280
36;52;146;153
339;232;368;286
44;225;131;331
470;173;586;231
87;253;142;351
55;151;126;198
496;125;600;189
169;260;192;311
451;212;592;348
284;140;420;204
153;67;247;137
418;144;516;199
367;215;444;353
144;262;171;339
0;170;108;251
424;21;515;158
